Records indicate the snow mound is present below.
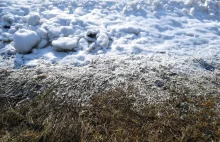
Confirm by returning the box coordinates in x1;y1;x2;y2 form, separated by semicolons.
52;37;78;51
13;29;40;54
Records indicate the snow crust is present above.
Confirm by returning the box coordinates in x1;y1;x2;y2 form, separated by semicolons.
0;0;220;69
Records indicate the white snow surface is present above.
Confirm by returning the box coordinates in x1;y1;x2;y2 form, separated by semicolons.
0;0;220;69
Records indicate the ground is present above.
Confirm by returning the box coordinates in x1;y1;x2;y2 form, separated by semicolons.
0;56;220;141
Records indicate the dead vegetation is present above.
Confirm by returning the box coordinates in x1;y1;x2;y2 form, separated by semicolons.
0;85;219;142
0;66;220;142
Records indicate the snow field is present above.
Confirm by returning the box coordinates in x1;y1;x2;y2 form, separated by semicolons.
0;0;219;68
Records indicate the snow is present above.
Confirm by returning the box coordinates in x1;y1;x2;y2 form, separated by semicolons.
1;14;14;24
85;29;99;42
78;38;88;50
61;26;74;37
27;13;40;26
52;37;78;51
74;7;85;16
117;26;140;35
36;27;47;39
0;32;13;42
0;0;219;70
0;43;16;56
37;39;48;48
96;33;109;48
13;29;40;54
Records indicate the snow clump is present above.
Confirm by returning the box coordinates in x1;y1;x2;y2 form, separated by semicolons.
52;37;78;51
27;13;41;26
78;38;88;50
74;7;85;15
37;39;48;49
96;33;109;48
13;29;40;54
1;14;14;25
0;43;16;56
61;26;74;37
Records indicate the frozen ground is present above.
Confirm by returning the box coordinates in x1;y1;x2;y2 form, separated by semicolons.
0;0;219;71
1;55;220;104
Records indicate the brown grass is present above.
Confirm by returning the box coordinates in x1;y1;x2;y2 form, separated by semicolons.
0;86;219;142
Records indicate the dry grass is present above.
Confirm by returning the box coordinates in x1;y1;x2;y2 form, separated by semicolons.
0;86;219;142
